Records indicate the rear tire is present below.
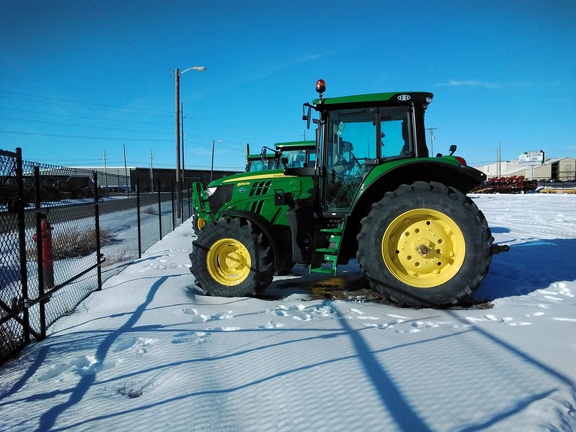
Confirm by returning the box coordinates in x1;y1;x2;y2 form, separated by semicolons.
357;181;493;307
190;218;274;297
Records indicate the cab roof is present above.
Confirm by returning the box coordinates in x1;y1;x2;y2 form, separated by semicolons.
274;140;315;150
314;91;433;108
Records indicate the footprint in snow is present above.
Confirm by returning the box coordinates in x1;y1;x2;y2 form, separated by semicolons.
269;304;335;321
37;363;70;381
394;320;462;333
178;308;210;322
114;337;157;354
37;355;112;381
212;311;235;320
345;308;379;321
363;316;467;332
463;315;532;326
523;311;546;318
551;317;576;322
172;331;208;345
211;326;241;332
259;320;285;329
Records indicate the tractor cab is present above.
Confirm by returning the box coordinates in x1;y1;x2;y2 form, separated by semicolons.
301;79;433;216
244;143;280;172
274;140;316;168
258;140;317;169
245;153;278;172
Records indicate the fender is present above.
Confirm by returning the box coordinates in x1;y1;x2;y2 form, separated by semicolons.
339;160;488;261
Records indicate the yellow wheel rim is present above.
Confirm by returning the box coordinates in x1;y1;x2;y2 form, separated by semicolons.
382;209;466;288
206;238;251;286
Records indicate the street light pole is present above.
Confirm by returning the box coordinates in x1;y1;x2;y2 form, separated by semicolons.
181;103;185;187
181;103;186;221
175;68;181;223
174;66;206;225
211;139;224;181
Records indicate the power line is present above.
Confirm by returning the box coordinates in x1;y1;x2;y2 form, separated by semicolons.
0;92;172;117
0;130;171;142
1;91;293;142
88;0;167;72
0;116;169;134
0;107;169;126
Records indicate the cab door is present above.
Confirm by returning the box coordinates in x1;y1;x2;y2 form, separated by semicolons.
321;108;378;215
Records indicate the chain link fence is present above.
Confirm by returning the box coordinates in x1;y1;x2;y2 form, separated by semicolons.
1;148;192;364
0;149;28;358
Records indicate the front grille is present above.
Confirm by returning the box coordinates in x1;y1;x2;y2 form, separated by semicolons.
209;184;234;212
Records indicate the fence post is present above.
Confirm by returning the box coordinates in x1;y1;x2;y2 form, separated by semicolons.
33;166;48;339
171;182;176;230
94;171;102;291
157;181;163;240
34;212;54;339
34;165;41;209
15;148;31;343
137;178;142;258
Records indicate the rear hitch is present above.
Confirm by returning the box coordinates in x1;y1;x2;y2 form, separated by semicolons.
491;244;511;255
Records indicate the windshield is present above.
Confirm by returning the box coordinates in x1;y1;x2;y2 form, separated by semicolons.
246;157;278;172
281;148;317;168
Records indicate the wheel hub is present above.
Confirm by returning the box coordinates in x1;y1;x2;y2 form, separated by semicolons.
207;238;251;286
382;209;466;288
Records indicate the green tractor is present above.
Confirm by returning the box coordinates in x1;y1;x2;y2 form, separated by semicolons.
190;80;509;307
245;143;279;172
193;140;315;234
245;153;278;172
246;140;316;172
272;140;316;168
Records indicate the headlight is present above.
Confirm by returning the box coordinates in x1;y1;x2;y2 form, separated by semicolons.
206;186;218;196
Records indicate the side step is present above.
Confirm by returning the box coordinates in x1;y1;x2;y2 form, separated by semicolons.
309;226;343;275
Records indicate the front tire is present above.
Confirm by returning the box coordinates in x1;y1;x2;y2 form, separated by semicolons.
191;213;202;235
357;181;493;307
190;218;274;297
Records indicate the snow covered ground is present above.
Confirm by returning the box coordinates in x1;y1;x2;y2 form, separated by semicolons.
1;193;575;431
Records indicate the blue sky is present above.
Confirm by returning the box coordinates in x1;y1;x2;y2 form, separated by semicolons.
1;0;575;171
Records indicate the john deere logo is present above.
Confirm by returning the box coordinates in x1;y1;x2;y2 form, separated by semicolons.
397;95;411;101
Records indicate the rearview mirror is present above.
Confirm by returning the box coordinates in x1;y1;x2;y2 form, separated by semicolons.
302;103;312;129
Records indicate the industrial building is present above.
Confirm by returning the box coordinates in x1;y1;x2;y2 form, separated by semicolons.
473;157;575;182
66;167;240;193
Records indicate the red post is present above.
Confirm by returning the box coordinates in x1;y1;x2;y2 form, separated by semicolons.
33;217;54;289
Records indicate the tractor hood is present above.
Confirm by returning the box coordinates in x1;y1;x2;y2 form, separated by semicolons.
207;169;291;188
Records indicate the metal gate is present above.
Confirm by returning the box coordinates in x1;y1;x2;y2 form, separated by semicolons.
0;148;105;364
1;146;189;364
0;148;33;361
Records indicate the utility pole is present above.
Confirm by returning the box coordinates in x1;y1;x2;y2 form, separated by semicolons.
426;128;437;156
103;151;108;196
149;151;154;192
175;65;206;224
181;103;185;198
123;144;129;196
497;141;502;177
211;139;224;181
175;68;181;224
